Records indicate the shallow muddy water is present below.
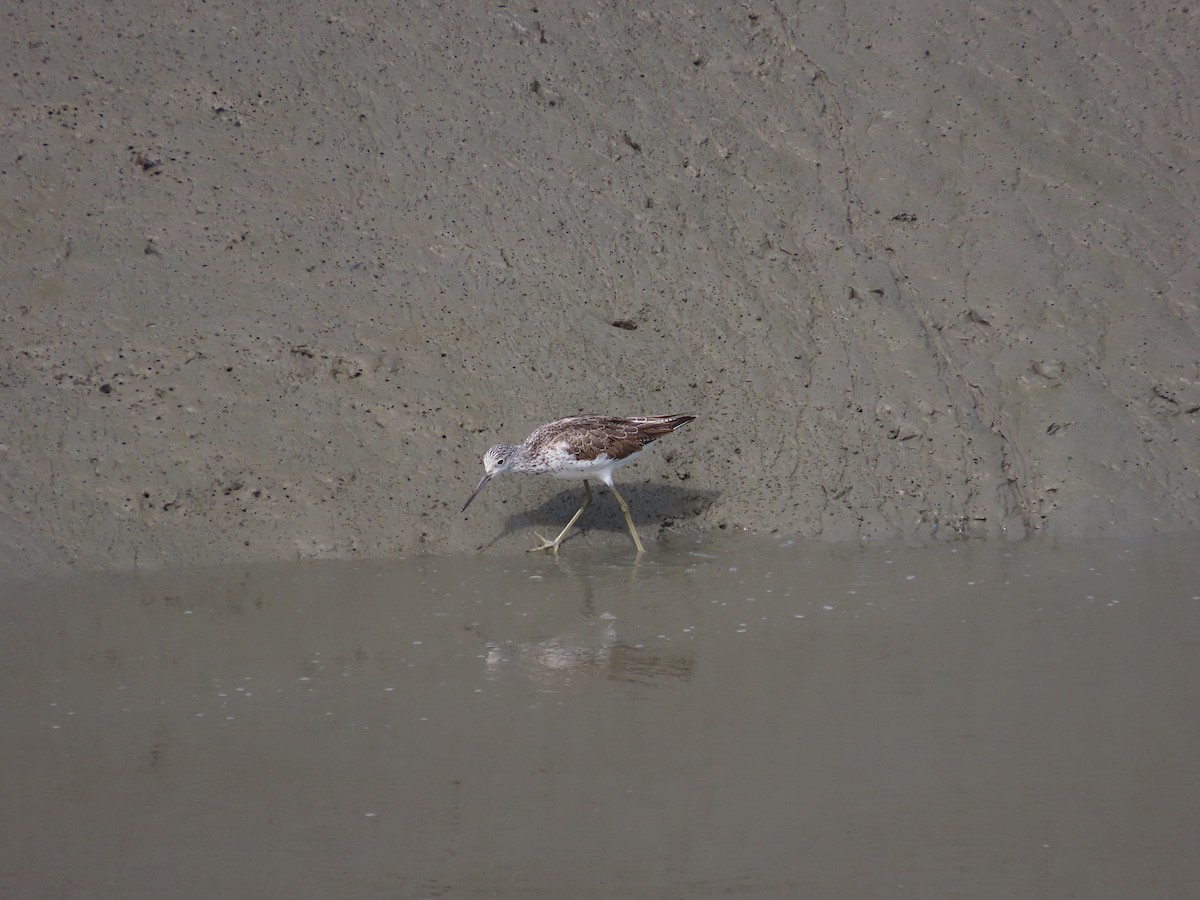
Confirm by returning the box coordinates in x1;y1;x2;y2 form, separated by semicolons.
2;535;1198;898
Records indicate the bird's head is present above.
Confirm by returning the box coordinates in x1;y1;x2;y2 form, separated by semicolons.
461;443;517;512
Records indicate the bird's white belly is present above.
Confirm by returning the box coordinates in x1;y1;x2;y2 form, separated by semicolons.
538;445;648;482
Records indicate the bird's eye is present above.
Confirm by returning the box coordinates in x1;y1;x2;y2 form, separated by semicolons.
496;457;506;466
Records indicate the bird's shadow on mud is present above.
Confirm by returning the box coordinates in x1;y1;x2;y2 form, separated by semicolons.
494;481;717;545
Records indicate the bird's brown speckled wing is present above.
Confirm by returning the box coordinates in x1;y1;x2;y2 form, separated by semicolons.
532;415;695;462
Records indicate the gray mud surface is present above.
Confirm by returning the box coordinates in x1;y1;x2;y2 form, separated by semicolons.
2;2;1198;573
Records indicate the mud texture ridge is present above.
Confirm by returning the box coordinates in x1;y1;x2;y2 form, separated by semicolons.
2;2;1197;574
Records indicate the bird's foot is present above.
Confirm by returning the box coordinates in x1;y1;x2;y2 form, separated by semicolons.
527;531;563;554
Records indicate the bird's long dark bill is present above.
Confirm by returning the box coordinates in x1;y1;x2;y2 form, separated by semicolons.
461;473;492;512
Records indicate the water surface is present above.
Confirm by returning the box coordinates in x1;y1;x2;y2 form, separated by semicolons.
3;535;1198;898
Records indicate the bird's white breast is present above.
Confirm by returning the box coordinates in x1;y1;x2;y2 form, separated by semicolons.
536;442;648;483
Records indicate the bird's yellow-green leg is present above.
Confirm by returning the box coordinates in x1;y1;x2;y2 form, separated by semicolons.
530;480;592;553
608;484;646;554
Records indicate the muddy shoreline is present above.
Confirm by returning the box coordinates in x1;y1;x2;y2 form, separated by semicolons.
2;2;1197;576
